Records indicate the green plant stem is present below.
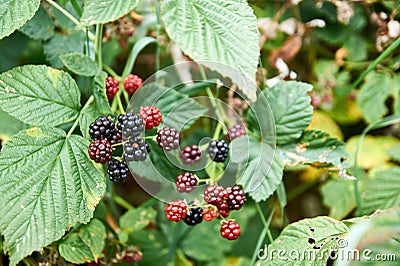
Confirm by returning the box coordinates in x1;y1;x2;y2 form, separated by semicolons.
123;90;130;104
103;64;121;80
114;195;134;210
69;0;82;17
154;0;161;74
347;37;400;93
107;179;120;219
95;24;103;69
45;0;95;40
66;96;94;138
116;93;125;113
258;57;266;90
287;178;320;202
212;122;222;139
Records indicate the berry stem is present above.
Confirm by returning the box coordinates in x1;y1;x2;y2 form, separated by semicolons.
95;24;103;69
66;95;94;138
113;195;134;210
103;64;121;80
116;93;125;113
45;0;95;41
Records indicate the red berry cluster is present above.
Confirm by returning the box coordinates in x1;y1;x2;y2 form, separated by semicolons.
104;74;143;100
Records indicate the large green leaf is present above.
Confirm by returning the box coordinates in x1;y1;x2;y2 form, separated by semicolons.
231;136;283;202
79;104;101;140
60;53;99;77
258;217;348;265
321;178;355;219
0;65;81;127
81;0;140;25
129;83;208;130
59;219;106;264
265;81;313;145
0;127;106;265
19;5;54;41
0;0;40;40
161;0;259;101
279;130;348;168
361;167;400;215
357;71;399;123
118;207;157;242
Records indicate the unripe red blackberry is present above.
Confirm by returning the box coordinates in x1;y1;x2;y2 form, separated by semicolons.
179;145;201;164
226;124;246;142
88;139;113;164
226;185;246;210
203;185;228;206
123;74;142;95
216;201;230;218
202;206;219;222
220;220;240;240
175;172;198;193
105;76;119;99
157;127;180;151
139;106;162;130
164;200;188;222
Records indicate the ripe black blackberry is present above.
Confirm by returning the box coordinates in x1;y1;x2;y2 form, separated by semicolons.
89;116;115;141
118;112;144;139
183;205;203;226
105;76;119;99
157;127;180;151
110;130;122;145
226;124;246;142
107;158;129;182
88;139;113;164
226;185;246;210
203;185;228;206
207;139;229;162
175;172;198;193
179;145;201;164
124;137;147;161
145;142;151;153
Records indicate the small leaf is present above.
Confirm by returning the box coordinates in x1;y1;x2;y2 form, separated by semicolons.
19;5;54;40
265;80;313;145
119;207;156;241
0;0;40;40
43;30;85;68
361;167;400;215
93;71;113;115
387;143;400;162
122;37;156;78
129;83;208;130
258;217;348;265
321;178;356;219
161;0;260;101
60;53;99;77
81;0;140;26
0;127;106;265
59;219;106;264
0;65;81;127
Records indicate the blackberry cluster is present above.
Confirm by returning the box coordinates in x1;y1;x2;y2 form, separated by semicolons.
105;76;119;99
220;220;241;240
203;185;230;218
183;206;203;226
89;116;115;141
107;158;129;182
124;137;147;161
175;172;198;193
123;74;142;95
88;139;113;164
164;200;187;222
226;124;246;142
118;112;144;139
179;145;201;164
139;106;162;130
207;139;229;162
156;127;180;151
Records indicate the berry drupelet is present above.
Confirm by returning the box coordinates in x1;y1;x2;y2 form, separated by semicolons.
139;106;162;130
157;127;180;151
179;145;201;164
89;116;115;141
88;139;113;164
175;172;198;193
105;76;119;99
107;158;129;182
207;139;229;162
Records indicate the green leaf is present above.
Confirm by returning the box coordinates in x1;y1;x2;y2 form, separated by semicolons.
0;0;40;40
122;37;156;78
343;35;368;62
357;71;399;123
265;81;313;145
130;230;169;265
81;0;140;26
161;0;260;101
387;143;400;162
0;109;29;139
129;84;208;130
231;136;284;201
118;207;157;242
321;178;355;219
79;104;101;140
0;65;81;127
0;127;106;265
60;53;99;77
279;130;349;168
59;219;106;264
19;5;54;40
43;30;85;68
361;167;400;215
258;217;348;265
93;71;113;115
